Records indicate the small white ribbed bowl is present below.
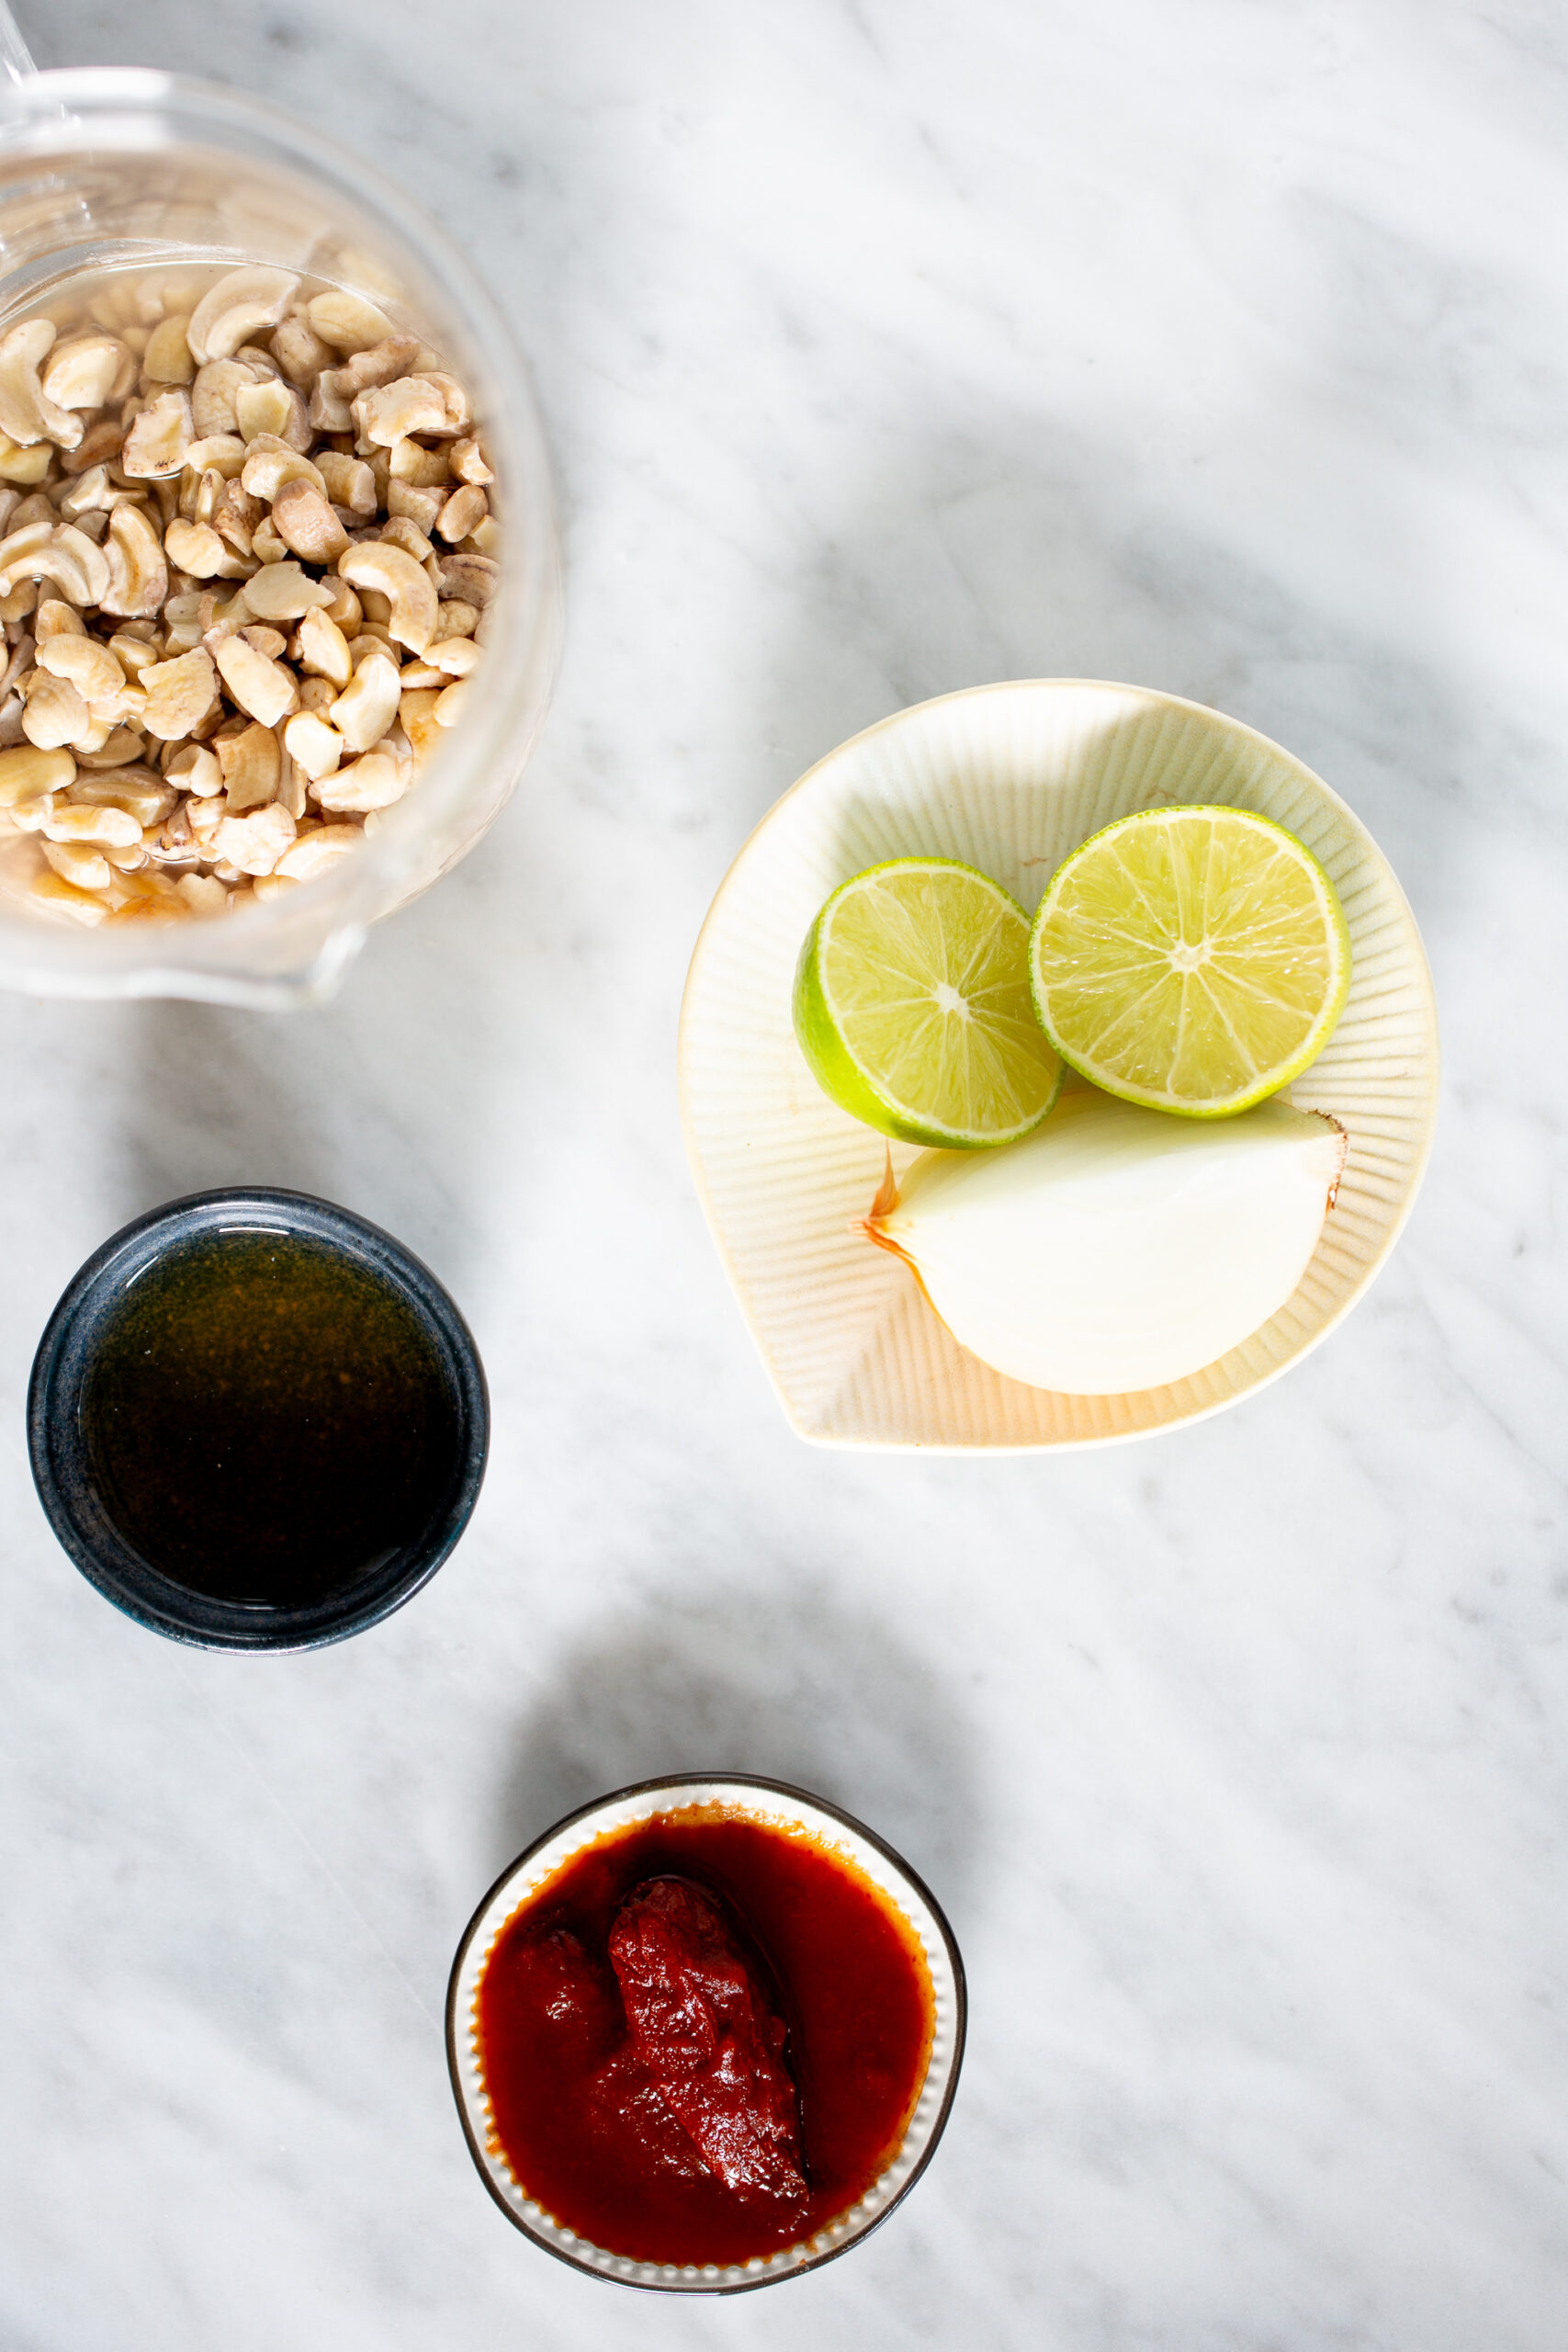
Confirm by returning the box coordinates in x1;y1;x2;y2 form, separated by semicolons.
446;1774;966;2296
680;681;1439;1451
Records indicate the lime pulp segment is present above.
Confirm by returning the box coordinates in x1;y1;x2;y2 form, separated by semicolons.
1028;806;1351;1115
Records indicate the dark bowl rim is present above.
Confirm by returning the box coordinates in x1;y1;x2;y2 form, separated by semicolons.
27;1184;488;1654
444;1770;968;2296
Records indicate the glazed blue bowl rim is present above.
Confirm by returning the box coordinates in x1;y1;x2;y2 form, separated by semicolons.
28;1186;489;1654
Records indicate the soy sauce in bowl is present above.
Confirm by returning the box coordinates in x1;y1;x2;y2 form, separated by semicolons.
30;1191;488;1650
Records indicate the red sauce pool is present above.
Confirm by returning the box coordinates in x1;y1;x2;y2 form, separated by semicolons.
475;1806;935;2265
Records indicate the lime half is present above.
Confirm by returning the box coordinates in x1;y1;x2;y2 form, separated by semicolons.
1028;805;1351;1116
794;857;1063;1148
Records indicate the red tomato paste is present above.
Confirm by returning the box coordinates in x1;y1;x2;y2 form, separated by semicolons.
475;1807;934;2265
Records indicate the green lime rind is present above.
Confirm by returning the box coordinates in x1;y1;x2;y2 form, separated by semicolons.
794;856;1063;1149
1027;805;1352;1119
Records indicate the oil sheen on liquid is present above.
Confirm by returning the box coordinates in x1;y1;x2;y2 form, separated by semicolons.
80;1227;460;1608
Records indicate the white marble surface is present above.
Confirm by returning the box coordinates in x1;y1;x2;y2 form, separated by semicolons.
3;3;1566;2345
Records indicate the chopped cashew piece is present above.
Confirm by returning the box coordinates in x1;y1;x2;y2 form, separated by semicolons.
353;375;454;446
70;773;177;828
337;540;437;654
312;750;409;813
144;315;197;384
450;437;493;486
212;632;298;728
184;432;248;479
101;504;169;618
0;318;83;449
41;334;129;413
243;561;334;623
240;434;326;503
43;800;143;847
272;314;331;387
318;451;377;514
296;604;354;688
141;648;218;741
21;673;90;750
306;289;395;353
165;743;224;797
42;836;112;891
398;688;442;761
0;266;498;929
210;798;296;874
120;390;195;478
0;743;75;804
425;637;481;677
217;720;281;811
271;480;348;564
233;377;309;448
276;823;361;879
282;710;345;781
437;483;488;543
36;635;125;705
165;517;248;580
186;267;299;366
328;652;400;753
176;871;228;913
30;869;109;924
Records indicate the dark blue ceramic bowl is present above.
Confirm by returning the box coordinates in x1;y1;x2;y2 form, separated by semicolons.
28;1187;488;1653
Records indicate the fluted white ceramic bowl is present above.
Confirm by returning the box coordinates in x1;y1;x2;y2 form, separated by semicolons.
680;681;1438;1451
446;1775;965;2294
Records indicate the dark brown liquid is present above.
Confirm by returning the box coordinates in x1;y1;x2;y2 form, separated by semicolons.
80;1228;461;1609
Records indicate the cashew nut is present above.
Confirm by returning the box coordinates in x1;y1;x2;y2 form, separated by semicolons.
40;334;130;413
43;800;143;848
337;540;437;654
144;314;197;385
328;651;401;753
353;375;455;447
0;318;83;449
212;632;299;728
317;451;377;515
437;483;489;544
101;504;169;619
312;748;409;814
0;743;74;805
186;267;299;367
141;648;218;741
216;719;281;812
294;605;354;689
36;635;124;707
282;709;346;781
242;561;334;624
307;289;395;354
240;435;327;503
121;390;195;479
276;822;362;880
210;798;296;875
271;480;348;564
234;377;310;451
0;522;112;606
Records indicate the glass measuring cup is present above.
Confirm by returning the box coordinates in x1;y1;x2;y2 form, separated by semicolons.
0;44;560;1006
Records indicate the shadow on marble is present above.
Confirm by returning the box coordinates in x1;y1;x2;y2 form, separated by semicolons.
495;1578;979;1917
117;1001;336;1217
752;407;1487;946
108;892;502;1301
